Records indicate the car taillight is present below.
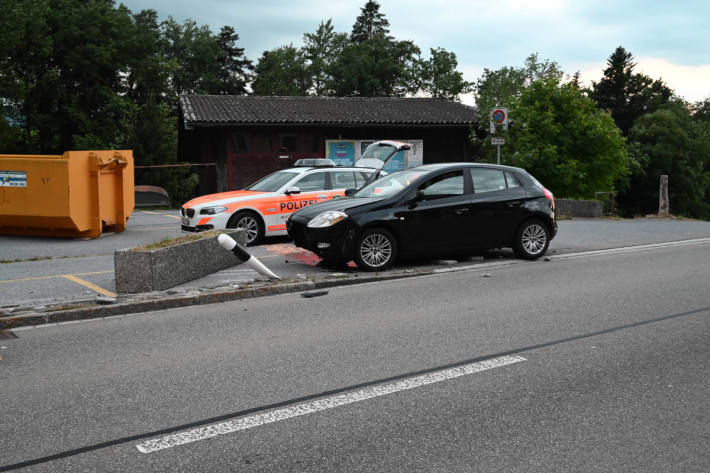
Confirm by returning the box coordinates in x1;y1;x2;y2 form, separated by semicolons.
543;188;555;208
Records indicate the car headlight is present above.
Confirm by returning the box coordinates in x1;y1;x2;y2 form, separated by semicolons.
307;210;348;228
199;206;228;215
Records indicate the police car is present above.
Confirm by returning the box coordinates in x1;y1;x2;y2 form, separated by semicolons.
181;154;394;247
181;141;412;245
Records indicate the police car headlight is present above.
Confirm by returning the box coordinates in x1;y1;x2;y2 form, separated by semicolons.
307;211;348;228
200;206;228;215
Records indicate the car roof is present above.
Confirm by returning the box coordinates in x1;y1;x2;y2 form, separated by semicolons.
413;162;526;173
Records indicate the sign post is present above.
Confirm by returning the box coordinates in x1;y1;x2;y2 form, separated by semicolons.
489;108;509;165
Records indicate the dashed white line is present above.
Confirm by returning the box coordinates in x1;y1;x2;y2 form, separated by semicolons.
136;354;525;454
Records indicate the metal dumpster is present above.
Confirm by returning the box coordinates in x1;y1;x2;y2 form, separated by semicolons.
0;150;134;238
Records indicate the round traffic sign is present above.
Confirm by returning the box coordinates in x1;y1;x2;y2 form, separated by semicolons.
492;109;507;124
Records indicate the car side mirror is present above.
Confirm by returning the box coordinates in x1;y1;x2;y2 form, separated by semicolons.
344;188;357;197
407;190;424;209
285;186;301;195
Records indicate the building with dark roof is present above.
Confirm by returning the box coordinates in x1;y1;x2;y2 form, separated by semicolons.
178;95;479;194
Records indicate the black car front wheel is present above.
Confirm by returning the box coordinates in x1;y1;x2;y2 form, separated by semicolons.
354;228;397;271
513;219;550;260
227;210;264;245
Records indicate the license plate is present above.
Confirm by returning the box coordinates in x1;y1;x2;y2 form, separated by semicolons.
182;217;190;226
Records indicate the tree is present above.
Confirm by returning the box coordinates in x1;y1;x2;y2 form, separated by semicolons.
417;48;471;100
302;19;348;95
160;17;221;100
210;26;252;95
251;45;311;96
504;78;628;199
619;102;710;219
328;38;420;96
473;53;562;125
589;46;673;135
350;1;390;43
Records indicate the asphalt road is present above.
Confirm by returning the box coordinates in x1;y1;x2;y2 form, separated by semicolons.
1;241;708;471
2;209;710;308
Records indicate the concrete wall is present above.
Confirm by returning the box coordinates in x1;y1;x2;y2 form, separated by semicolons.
556;199;603;218
114;230;247;293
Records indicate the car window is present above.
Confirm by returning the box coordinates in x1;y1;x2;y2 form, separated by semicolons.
470;168;507;194
294;172;326;192
246;170;299;192
505;172;522;188
331;171;357;189
355;169;424;198
419;171;464;199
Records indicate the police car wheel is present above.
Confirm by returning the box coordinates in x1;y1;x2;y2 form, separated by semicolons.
228;211;264;245
354;228;397;271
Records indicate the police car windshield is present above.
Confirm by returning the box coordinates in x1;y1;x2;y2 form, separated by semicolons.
245;170;300;192
354;169;424;199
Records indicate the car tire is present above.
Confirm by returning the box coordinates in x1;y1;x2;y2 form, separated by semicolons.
227;211;264;245
513;219;550;260
354;228;397;271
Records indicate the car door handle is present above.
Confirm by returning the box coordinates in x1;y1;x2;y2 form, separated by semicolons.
454;208;469;215
317;194;328;199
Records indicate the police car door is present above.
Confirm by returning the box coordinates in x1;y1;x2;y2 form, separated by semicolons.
277;171;330;222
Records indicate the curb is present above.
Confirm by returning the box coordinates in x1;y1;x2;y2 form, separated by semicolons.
0;269;434;330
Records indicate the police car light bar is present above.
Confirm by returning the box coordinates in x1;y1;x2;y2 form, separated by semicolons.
218;234;280;280
293;158;335;167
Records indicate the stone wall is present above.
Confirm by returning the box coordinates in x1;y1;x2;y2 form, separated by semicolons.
556;199;603;218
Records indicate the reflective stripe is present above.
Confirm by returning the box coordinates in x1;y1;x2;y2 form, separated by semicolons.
267;224;287;232
197;217;213;226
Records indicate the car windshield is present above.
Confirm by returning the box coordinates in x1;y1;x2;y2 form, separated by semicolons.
245;170;300;192
354;169;425;199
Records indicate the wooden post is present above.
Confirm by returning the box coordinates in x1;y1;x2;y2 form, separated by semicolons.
659;175;669;215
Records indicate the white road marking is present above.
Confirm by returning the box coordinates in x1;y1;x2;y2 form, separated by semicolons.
136;355;526;454
432;237;710;275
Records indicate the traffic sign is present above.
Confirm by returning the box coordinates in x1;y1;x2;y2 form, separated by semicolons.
491;137;505;145
489;107;509;133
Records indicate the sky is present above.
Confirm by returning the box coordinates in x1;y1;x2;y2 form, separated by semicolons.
119;0;710;106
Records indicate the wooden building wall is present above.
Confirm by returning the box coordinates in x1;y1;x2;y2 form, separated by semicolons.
178;124;475;193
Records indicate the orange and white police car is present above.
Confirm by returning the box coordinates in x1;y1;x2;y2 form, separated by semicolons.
180;159;378;245
181;141;412;245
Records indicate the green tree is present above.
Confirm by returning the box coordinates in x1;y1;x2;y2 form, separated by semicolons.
210;26;253;95
504;78;628;199
619;102;710;218
589;46;673;135
160;18;221;100
417;48;471;100
302;19;348;95
0;0;53;152
328;38;420;96
251;45;311;96
350;1;390;43
473;53;562;125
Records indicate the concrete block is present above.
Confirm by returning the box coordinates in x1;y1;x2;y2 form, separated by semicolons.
114;230;247;293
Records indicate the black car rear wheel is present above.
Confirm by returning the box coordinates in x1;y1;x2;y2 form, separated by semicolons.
227;211;264;245
354;228;397;271
513;219;549;260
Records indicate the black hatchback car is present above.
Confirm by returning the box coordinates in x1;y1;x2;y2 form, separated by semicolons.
286;163;557;271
